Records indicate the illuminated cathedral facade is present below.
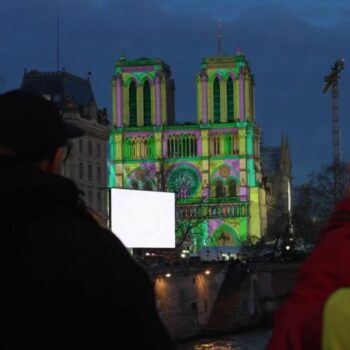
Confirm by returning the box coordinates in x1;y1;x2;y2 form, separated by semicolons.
108;52;269;252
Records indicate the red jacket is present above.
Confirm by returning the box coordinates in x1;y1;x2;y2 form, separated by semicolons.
267;197;350;349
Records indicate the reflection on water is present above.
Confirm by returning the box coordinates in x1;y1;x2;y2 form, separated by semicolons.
177;328;272;350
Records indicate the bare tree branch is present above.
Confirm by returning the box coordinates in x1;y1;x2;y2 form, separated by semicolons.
293;162;349;243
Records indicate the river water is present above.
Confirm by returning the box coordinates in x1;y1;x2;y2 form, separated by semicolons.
176;328;272;350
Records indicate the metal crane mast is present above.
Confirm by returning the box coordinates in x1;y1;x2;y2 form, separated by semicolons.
323;58;345;196
323;59;344;167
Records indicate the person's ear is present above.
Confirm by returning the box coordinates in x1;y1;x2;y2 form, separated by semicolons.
50;147;65;174
38;148;64;174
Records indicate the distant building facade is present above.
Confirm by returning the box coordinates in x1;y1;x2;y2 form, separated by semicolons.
21;70;111;221
261;135;292;238
108;53;269;252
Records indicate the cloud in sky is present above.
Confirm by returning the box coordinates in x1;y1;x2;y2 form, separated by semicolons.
2;0;350;184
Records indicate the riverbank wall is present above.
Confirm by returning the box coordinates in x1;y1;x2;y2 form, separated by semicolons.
146;261;300;341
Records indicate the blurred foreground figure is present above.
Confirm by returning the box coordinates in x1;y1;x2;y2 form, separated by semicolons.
0;90;175;349
267;196;350;349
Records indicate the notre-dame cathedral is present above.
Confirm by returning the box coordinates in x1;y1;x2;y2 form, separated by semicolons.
108;51;292;252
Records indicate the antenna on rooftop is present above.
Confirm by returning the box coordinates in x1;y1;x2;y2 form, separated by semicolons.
56;1;60;71
217;19;223;56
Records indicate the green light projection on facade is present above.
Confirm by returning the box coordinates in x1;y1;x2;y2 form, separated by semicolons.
108;132;116;160
210;224;241;246
247;159;256;187
166;165;201;197
240;218;248;241
108;164;116;188
247;129;253;156
109;52;265;252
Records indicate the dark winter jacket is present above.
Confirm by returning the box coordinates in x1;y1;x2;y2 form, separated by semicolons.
0;157;175;349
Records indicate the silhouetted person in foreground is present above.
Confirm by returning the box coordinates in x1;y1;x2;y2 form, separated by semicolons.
267;188;350;349
0;90;175;349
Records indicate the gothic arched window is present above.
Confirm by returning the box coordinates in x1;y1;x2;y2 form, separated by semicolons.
213;77;221;123
227;77;234;122
215;180;224;197
143;81;151;126
228;179;237;197
129;81;137;126
211;134;221;155
226;133;233;155
167;138;172;158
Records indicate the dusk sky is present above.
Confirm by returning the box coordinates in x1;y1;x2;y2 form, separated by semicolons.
2;0;350;185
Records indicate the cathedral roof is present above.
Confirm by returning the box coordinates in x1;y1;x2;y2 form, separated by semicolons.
114;55;171;74
200;52;252;76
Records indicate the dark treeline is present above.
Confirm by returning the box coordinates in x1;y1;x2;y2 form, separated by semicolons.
293;162;349;244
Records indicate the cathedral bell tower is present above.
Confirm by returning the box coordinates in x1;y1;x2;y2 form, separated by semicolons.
196;50;255;124
111;54;175;128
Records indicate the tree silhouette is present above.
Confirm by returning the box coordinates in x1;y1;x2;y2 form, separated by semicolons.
293;162;349;243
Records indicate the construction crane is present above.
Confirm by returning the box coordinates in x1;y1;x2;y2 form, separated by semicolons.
323;58;344;198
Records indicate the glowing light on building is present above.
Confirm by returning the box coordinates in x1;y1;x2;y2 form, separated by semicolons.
108;52;267;252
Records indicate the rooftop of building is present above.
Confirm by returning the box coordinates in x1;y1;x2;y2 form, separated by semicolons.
114;54;171;74
22;69;95;111
200;51;252;74
22;69;91;83
21;69;109;126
